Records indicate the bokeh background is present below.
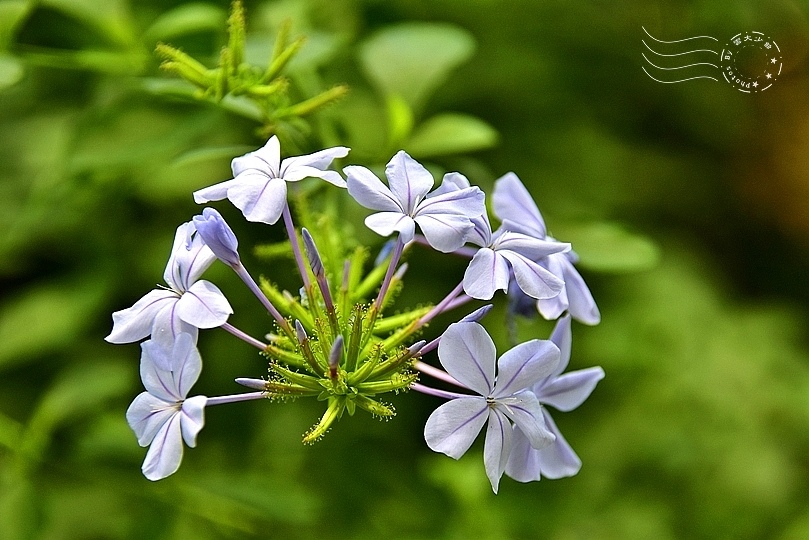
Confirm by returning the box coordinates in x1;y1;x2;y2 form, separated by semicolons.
3;0;809;538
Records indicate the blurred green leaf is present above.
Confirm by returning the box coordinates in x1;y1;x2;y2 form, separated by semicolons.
0;278;107;370
0;0;32;50
172;145;254;168
385;93;413;149
40;0;135;47
0;53;24;89
561;222;661;273
0;477;36;540
142;3;226;44
406;113;498;157
22;48;146;74
359;22;475;110
21;361;132;463
0;412;22;451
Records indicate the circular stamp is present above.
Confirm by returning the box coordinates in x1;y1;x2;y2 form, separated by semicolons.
720;32;782;92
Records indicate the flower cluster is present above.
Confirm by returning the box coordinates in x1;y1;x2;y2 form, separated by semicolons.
107;136;603;492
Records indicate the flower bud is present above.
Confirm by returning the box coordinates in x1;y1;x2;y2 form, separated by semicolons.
328;335;344;380
301;228;324;278
193;208;240;267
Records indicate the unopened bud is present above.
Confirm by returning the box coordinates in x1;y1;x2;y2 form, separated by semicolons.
193;208;240;267
328;335;344;380
235;377;267;390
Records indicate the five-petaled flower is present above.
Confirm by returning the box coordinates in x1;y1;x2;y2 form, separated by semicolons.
105;221;233;363
344;151;485;252
193;136;349;225
493;172;600;324
424;321;560;493
506;315;604;481
126;333;207;481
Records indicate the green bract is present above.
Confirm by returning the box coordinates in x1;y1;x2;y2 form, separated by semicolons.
256;245;431;443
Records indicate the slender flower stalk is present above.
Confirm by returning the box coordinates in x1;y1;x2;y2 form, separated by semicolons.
192;207;292;336
417;282;465;327
232;263;292;336
283;203;313;290
220;322;267;350
372;236;405;313
413;362;464;387
206;392;266;406
302;228;339;332
411;382;470;400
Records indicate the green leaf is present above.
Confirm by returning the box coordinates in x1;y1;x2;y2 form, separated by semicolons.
0;53;24;89
359;22;475;110
406;113;498;157
142;3;226;43
0;277;107;370
561;221;661;273
0;0;32;50
171;145;255;168
21;361;133;463
40;0;135;47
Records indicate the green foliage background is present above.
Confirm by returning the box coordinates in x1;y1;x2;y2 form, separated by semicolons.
2;0;809;538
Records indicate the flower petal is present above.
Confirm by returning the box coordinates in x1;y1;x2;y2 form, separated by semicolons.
500;250;564;300
141;412;184;481
345;165;402;212
193;178;239;204
539;366;604;412
417;186;485;218
105;289;178;344
494;232;569;260
281;145;349;177
385;150;434;214
232;136;280;176
536;409;582;479
438;322;497;395
180;395;207;447
429;171;471;196
483;408;513;494
424;397;488;459
365;212;416;242
497;392;555;450
504;425;542;482
170;332;203;398
164;222;216;291
463;248;510;300
493;340;560;398
282;166;347;187
548;315;572;377
126;392;176;446
151;303;199;361
492;172;546;238
414;213;473;253
227;174;287;224
537;254;569;320
140;339;181;401
175;280;233;329
562;258;601;325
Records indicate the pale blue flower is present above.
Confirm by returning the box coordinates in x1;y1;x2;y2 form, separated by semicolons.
126;333;207;481
505;315;604;481
344;151;485;252
424;322;559;493
105;221;233;360
192;207;240;267
431;172;569;300
193;136;349;225
492;172;600;324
